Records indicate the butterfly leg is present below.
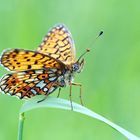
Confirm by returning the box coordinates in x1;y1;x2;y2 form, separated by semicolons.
37;95;48;103
69;84;73;111
57;88;61;98
71;83;83;106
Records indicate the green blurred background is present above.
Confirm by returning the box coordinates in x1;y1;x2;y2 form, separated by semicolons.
0;0;140;140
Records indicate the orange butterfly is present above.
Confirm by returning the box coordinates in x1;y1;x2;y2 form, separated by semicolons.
0;24;90;109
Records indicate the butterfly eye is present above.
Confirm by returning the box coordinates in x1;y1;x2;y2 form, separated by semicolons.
72;63;79;72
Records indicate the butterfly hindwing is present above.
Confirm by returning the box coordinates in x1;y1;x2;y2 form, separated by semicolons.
37;24;76;65
0;69;60;99
1;49;64;71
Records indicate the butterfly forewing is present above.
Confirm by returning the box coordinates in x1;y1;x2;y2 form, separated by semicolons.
1;49;64;71
37;24;76;65
0;69;60;99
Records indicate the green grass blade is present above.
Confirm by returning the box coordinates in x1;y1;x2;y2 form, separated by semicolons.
20;95;140;140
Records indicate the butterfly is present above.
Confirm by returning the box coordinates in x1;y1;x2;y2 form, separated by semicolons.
0;24;90;109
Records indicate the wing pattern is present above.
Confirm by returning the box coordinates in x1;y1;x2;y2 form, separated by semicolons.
1;49;64;71
0;69;60;99
37;24;76;65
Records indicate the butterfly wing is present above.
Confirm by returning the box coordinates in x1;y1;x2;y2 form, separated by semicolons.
37;24;76;65
1;49;65;71
0;69;60;99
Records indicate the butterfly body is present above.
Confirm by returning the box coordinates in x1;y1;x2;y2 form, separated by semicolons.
57;69;73;87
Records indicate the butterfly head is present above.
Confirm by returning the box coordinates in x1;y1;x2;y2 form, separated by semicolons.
72;59;84;73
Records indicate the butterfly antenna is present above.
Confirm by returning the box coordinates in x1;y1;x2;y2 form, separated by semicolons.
77;31;103;62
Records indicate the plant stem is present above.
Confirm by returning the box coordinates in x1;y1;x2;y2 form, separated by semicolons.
18;112;25;140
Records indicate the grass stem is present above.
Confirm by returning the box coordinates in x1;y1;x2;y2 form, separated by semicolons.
18;113;25;140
